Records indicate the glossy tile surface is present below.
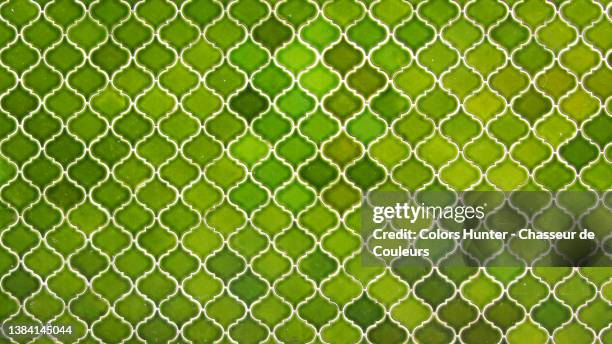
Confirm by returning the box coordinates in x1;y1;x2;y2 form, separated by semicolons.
0;0;610;342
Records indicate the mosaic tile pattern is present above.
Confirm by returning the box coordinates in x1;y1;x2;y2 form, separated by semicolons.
0;0;610;342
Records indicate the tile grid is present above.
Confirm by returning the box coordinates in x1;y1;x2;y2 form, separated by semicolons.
0;0;609;343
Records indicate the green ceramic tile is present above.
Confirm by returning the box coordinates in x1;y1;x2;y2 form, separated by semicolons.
0;0;609;342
